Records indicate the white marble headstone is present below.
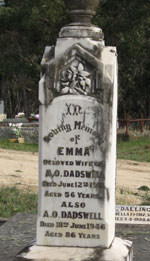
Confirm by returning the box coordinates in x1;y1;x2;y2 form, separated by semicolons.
37;63;117;247
37;8;117;247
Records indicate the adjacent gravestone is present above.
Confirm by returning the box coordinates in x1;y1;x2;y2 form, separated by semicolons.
0;100;6;121
18;0;133;260
0;75;4;115
0;100;4;114
116;205;150;224
0;0;5;6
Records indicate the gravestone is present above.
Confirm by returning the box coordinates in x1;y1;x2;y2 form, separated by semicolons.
18;0;133;260
0;100;6;121
0;76;4;116
37;1;117;249
0;0;5;6
0;100;4;114
116;205;150;224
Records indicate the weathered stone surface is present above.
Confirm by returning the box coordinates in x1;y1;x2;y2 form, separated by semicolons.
56;38;104;58
0;213;36;261
21;126;39;143
37;43;117;248
59;25;104;40
0;125;38;143
0;126;16;139
3;118;29;123
60;0;103;39
64;0;101;24
18;237;133;261
64;0;100;12
37;96;108;247
39;44;116;105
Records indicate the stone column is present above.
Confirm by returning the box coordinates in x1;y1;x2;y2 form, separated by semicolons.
18;0;133;260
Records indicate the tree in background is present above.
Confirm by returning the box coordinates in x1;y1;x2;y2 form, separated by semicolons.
0;0;68;117
0;0;149;118
94;0;150;118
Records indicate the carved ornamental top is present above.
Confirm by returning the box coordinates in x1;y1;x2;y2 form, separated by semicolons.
64;0;100;24
60;0;103;39
60;63;91;95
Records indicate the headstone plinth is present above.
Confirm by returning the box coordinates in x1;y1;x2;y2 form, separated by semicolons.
17;238;133;261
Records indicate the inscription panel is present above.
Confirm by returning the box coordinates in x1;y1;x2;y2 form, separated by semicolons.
37;96;108;247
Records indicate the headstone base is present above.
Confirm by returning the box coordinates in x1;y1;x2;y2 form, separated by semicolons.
16;237;133;261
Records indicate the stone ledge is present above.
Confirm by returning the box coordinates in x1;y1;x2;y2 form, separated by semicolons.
16;238;133;261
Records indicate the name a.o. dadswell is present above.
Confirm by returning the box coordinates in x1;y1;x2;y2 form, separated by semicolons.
43;210;102;220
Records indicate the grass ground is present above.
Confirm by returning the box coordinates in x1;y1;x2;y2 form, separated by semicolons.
0;139;38;153
117;136;150;162
0;187;38;218
116;186;150;206
0;136;150;162
117;136;150;205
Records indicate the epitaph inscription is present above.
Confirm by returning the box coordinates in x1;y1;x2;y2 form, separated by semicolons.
37;95;108;247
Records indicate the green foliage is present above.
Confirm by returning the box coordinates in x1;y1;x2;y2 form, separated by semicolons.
142;193;150;205
117;136;150;162
138;186;150;192
0;186;37;218
0;0;69;117
94;0;150;118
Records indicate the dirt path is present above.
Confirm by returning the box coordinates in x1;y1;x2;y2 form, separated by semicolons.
0;149;38;192
116;159;150;204
0;149;150;204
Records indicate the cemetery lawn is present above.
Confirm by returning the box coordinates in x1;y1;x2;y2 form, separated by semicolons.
117;136;150;162
117;136;150;205
0;186;37;218
0;139;38;153
0;136;150;161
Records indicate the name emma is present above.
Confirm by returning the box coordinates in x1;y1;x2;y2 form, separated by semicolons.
57;147;90;156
